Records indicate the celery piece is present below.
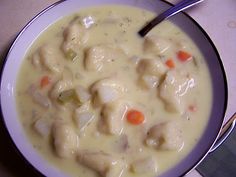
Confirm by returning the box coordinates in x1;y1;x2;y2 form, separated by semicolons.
65;49;77;61
58;89;75;103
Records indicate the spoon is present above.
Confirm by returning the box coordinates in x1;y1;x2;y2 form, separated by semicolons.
138;0;204;37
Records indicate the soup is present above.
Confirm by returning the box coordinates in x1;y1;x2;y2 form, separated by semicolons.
16;5;212;177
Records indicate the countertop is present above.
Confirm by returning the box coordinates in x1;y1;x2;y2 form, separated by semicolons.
0;0;235;177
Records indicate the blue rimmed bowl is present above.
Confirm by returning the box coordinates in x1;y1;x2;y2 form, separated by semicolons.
0;0;228;177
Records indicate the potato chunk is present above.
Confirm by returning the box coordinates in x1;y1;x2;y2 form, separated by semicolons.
34;118;52;137
137;59;167;89
74;102;95;132
159;69;195;113
28;84;51;109
138;74;159;89
75;85;91;103
52;121;79;158
137;59;167;76
39;45;63;73
99;100;128;135
143;35;171;55
91;78;126;107
131;156;158;174
84;45;124;71
77;151;126;177
146;121;184;151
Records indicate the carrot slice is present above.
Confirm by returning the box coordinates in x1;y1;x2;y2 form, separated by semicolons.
40;76;50;88
165;58;175;69
177;50;192;62
126;110;145;125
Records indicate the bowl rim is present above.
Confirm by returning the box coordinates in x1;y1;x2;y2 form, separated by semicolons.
0;0;228;177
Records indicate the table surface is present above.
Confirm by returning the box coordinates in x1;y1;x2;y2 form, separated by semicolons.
0;0;235;177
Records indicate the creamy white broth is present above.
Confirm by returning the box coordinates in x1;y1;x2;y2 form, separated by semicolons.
16;5;212;177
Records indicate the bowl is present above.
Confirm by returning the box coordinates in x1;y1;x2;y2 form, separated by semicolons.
0;0;227;177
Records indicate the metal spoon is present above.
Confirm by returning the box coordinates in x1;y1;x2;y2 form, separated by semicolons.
138;0;204;37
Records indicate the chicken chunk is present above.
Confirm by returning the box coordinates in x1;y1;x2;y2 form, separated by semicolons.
159;69;195;113
91;78;126;107
39;45;63;73
84;45;124;71
52;121;79;158
131;156;158;174
143;35;171;55
77;151;126;177
146;121;184;151
99;100;128;135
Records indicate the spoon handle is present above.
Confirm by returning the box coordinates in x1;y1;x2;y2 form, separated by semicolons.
209;113;236;153
138;0;204;37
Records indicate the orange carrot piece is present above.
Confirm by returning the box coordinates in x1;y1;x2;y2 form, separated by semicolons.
126;110;145;125
40;76;50;88
177;50;192;62
165;58;175;69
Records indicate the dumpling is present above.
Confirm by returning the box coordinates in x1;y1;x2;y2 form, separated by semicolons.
50;79;74;100
99;100;128;135
159;69;195;113
84;45;124;71
143;35;171;55
62;22;88;53
39;44;63;73
145;121;184;151
52;121;79;158
77;150;126;177
131;156;158;174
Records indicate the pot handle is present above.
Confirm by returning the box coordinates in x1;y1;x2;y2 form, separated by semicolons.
209;113;236;153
